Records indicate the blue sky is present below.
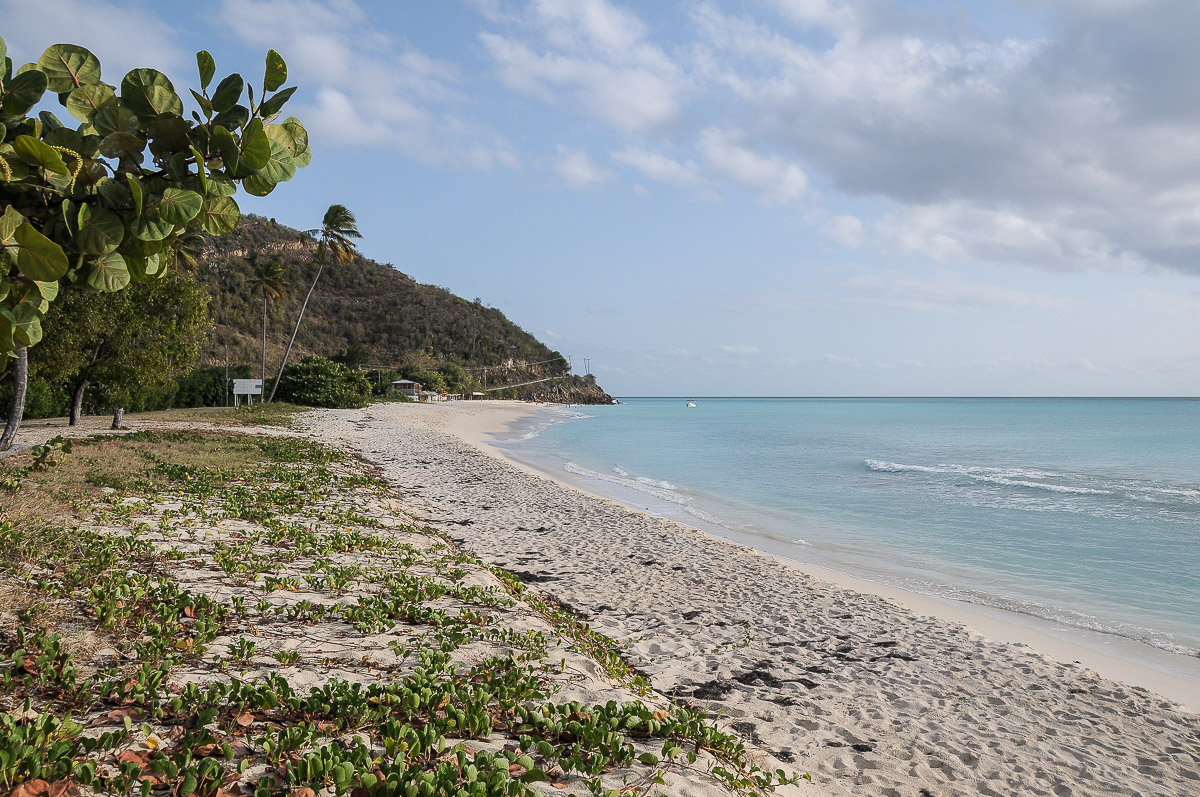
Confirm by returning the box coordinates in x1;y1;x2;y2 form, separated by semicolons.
5;0;1200;396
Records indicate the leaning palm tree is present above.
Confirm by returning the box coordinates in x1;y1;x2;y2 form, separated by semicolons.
267;204;361;402
249;260;288;386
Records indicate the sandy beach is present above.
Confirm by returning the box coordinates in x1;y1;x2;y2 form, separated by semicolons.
303;400;1200;796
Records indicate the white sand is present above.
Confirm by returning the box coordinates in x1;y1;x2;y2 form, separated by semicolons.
300;401;1200;796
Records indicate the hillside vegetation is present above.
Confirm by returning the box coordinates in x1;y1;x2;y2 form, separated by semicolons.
195;217;609;402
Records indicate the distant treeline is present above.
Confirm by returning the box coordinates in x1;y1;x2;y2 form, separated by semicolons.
0;214;597;421
0;351;497;420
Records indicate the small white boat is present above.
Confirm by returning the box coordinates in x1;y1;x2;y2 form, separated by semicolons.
686;400;696;408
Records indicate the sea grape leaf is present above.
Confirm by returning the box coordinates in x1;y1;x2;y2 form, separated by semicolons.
92;102;138;137
264;49;287;92
98;131;146;160
120;68;183;118
119;234;167;258
292;143;312;169
12;222;69;281
125;174;144;217
38;43;101;92
264;123;297;155
32;279;58;301
0;206;24;244
157;188;203;225
240;118;270;170
65;83;114;122
147;114;191;157
258;86;296;120
85;251;130;292
204;176;236;197
241;173;276;197
9;302;42;347
38;110;64;131
200;196;239;235
258;137;295;183
124;251;163;282
210;125;239;169
12;135;69;175
131;206;175;242
281;116;308;150
210;73;243;113
95;178;130;211
189;88;213;117
1;68;48;116
190;146;209;196
0;308;14;351
196;50;216;91
75;203;125;255
212;104;249;134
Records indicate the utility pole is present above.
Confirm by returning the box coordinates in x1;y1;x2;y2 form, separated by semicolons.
224;344;229;407
584;358;591;375
567;355;572;374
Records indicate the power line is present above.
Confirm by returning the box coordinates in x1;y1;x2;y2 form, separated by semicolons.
479;376;568;392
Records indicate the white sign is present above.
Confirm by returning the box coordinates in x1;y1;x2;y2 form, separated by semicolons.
232;379;264;406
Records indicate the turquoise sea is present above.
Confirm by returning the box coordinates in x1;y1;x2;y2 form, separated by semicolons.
497;398;1200;662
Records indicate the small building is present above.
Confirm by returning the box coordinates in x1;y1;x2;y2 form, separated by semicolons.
390;379;422;398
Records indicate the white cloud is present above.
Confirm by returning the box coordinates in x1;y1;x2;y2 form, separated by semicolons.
823;353;862;367
0;0;184;84
685;1;1200;274
555;145;614;189
698;128;807;204
771;0;859;33
478;0;685;132
824;214;864;248
219;0;517;168
720;344;761;356
875;202;1142;271
841;271;1063;313
613;148;701;187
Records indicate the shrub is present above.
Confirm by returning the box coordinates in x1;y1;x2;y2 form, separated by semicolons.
274;356;371;409
0;377;68;420
175;365;253;408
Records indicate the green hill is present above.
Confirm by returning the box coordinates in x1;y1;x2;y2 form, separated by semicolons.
196;216;611;403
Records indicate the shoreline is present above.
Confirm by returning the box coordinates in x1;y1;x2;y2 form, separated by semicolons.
471;402;1200;711
304;401;1200;795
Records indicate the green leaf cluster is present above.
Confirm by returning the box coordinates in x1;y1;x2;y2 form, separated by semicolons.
273;354;373;408
0;39;309;359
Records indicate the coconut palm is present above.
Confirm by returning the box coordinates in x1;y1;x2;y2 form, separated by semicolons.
250;260;288;385
267;204;361;402
169;227;211;272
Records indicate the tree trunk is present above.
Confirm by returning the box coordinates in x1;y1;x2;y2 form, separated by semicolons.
69;381;89;426
0;348;29;451
267;262;323;403
261;290;268;386
111;407;124;430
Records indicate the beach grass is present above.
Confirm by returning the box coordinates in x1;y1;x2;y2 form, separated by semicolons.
124;402;308;428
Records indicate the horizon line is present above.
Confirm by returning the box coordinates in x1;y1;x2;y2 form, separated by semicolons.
611;395;1200;400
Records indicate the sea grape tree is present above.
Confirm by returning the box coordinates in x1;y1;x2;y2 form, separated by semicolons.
0;37;310;359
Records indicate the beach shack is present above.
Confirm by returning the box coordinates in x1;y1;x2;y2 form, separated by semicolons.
390;379;421;398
